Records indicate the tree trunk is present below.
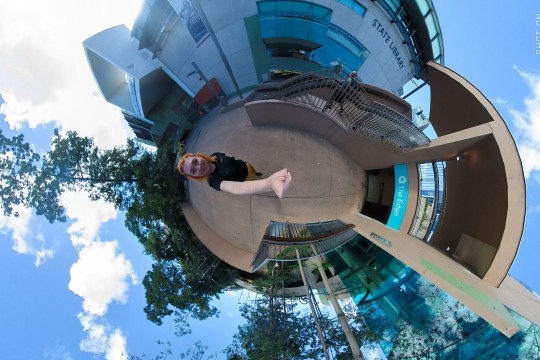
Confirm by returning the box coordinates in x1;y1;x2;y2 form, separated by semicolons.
312;250;365;360
296;249;331;360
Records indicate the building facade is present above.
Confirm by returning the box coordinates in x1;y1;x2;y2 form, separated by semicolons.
84;0;540;357
326;237;540;359
85;0;442;146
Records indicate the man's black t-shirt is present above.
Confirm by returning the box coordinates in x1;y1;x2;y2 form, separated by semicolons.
208;152;248;191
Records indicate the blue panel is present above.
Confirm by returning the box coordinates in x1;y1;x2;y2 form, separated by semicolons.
313;37;363;70
259;17;328;46
336;0;367;17
257;0;333;22
387;164;409;230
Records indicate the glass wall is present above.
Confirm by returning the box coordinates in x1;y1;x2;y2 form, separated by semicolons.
326;236;540;359
373;0;444;78
258;0;333;21
335;0;367;17
132;0;179;57
409;161;446;242
257;0;369;73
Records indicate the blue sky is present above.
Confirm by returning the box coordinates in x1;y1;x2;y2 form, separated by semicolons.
416;1;540;295
0;1;539;359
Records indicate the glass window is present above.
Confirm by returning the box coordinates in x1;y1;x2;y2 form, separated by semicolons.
415;0;430;16
258;0;333;22
259;17;328;47
336;0;367;17
431;38;441;62
177;0;208;43
384;0;401;13
425;13;438;40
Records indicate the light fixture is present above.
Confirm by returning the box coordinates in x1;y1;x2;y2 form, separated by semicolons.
456;153;464;161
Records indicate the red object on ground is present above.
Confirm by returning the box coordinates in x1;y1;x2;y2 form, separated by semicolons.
194;78;222;106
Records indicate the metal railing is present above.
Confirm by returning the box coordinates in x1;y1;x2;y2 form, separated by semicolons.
409;161;447;242
373;0;445;76
430;166;447;243
373;0;424;77
251;220;358;271
271;70;430;149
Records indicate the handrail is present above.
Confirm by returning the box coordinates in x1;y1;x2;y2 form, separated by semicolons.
251;220;358;271
262;224;355;244
271;70;430;149
409;161;447;242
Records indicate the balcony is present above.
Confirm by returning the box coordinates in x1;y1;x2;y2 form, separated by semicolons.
270;70;430;149
252;220;359;271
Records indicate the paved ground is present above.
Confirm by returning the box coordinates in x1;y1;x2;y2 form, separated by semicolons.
184;104;367;254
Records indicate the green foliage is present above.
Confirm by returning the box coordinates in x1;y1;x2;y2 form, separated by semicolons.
0;129;142;222
0;129;237;333
224;300;321;360
122;143;238;329
142;246;235;329
225;269;363;360
120;141;237;331
0;130;41;217
128;339;218;360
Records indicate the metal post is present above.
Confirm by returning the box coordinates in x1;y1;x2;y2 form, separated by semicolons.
402;80;429;100
296;249;331;360
190;61;227;106
312;246;364;360
192;0;243;99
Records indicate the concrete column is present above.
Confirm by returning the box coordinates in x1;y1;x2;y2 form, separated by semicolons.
312;249;364;360
401;123;493;164
296;250;331;360
339;212;521;338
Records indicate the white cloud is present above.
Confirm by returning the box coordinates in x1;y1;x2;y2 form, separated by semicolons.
79;313;109;353
60;191;118;248
362;345;385;360
504;67;540;181
60;190;136;357
78;313;127;360
69;240;137;316
43;344;74;360
0;0;143;148
106;329;128;360
34;250;55;266
0;1;145;358
0;205;55;266
0;204;31;253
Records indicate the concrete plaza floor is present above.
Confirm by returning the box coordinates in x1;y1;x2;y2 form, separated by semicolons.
183;103;367;260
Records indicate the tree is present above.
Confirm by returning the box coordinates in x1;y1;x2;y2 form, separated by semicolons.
224;270;322;360
0;129;142;222
0;130;41;218
141;228;236;332
0;129;237;332
224;266;365;360
313;254;364;359
128;339;218;360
